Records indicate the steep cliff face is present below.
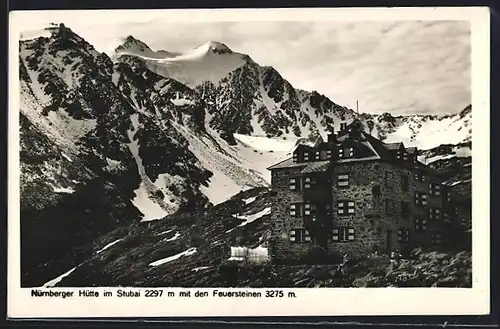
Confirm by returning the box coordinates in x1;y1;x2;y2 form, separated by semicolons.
19;24;214;286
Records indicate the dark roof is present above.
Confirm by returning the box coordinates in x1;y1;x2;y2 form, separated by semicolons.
267;121;432;172
406;147;417;154
266;157;307;170
384;142;403;150
300;161;331;174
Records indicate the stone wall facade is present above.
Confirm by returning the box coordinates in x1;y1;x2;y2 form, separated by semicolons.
268;159;466;263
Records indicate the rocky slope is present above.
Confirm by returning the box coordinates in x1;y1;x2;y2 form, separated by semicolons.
19;24;215;285
43;186;471;288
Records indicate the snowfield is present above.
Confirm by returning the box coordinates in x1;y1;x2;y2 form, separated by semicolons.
116;41;247;88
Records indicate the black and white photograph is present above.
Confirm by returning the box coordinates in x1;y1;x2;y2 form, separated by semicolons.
8;7;490;318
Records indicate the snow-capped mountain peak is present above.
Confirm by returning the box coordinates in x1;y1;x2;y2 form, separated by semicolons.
114;35;179;59
199;41;233;54
115;38;247;87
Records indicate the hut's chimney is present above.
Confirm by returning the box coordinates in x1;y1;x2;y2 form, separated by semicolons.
327;127;336;144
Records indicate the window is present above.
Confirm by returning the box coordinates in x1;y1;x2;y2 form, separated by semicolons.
403;152;409;161
429;208;441;221
290;203;317;217
338;147;354;158
304;202;317;216
414;172;427;182
385;199;394;215
289;178;297;190
385;171;393;187
326;149;332;159
431;232;442;245
337;200;355;215
289;228;311;243
396;151;402;160
415;217;427;231
429;183;441;196
346;147;354;157
332;227;355;242
304;176;316;189
303;152;310;162
337;173;350;187
415;192;427;206
401;201;410;217
398;228;410;243
292;152;298;162
402;174;409;192
314;151;320;161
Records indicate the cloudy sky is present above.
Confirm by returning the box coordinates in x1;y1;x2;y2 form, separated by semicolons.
16;10;471;115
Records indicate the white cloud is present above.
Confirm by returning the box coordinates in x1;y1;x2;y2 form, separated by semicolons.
15;11;470;115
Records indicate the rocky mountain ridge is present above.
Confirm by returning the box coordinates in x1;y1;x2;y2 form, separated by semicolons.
115;37;472;151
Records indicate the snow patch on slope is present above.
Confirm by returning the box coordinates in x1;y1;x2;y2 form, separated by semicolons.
170;91;195;106
236;207;271;228
174;124;291;205
97;239;123;254
126;113;172;221
43;266;77;287
149;247;197;267
382;115;471;150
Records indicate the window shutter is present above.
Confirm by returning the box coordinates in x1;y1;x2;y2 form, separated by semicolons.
304;177;311;189
338;174;349;187
304;230;311;242
347;228;355;240
332;228;339;241
304;203;311;216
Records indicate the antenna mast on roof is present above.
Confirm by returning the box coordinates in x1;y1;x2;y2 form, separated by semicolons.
356;100;359;117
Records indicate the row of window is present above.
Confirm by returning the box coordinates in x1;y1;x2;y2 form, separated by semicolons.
290;227;445;245
293;147;356;163
398;228;445;244
396;150;415;161
386;200;453;222
289;203;332;217
289;177;318;190
290;200;453;221
289;173;451;202
289;227;355;243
